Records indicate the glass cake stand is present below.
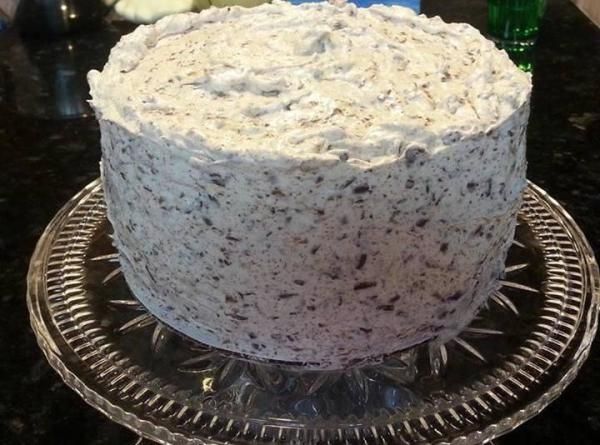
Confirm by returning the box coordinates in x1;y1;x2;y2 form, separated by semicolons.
27;179;600;445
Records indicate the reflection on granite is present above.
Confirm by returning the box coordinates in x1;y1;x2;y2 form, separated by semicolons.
0;1;599;444
0;25;124;119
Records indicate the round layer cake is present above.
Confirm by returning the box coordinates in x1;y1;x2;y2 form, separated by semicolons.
88;1;531;369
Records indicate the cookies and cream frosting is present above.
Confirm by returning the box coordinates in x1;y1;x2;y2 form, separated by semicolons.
89;1;531;369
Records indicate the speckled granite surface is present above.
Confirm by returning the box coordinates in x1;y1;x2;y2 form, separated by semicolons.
0;1;598;444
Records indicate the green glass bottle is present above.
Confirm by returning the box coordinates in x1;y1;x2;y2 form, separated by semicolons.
488;0;545;47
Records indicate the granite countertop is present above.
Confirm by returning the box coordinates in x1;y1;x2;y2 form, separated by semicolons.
1;1;599;444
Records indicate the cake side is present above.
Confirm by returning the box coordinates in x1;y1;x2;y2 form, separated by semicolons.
99;101;528;369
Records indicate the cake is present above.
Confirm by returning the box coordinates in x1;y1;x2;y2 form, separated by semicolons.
88;1;531;370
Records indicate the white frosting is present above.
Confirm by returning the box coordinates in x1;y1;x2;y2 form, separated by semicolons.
89;1;531;369
90;1;529;161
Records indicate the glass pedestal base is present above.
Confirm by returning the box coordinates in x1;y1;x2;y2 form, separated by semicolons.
27;179;599;445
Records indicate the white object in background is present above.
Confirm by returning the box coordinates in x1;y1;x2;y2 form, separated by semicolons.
0;0;19;21
114;0;194;24
206;0;270;7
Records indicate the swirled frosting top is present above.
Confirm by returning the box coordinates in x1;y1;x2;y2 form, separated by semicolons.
88;1;531;162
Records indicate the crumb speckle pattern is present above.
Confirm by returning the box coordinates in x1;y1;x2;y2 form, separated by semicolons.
90;1;531;370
